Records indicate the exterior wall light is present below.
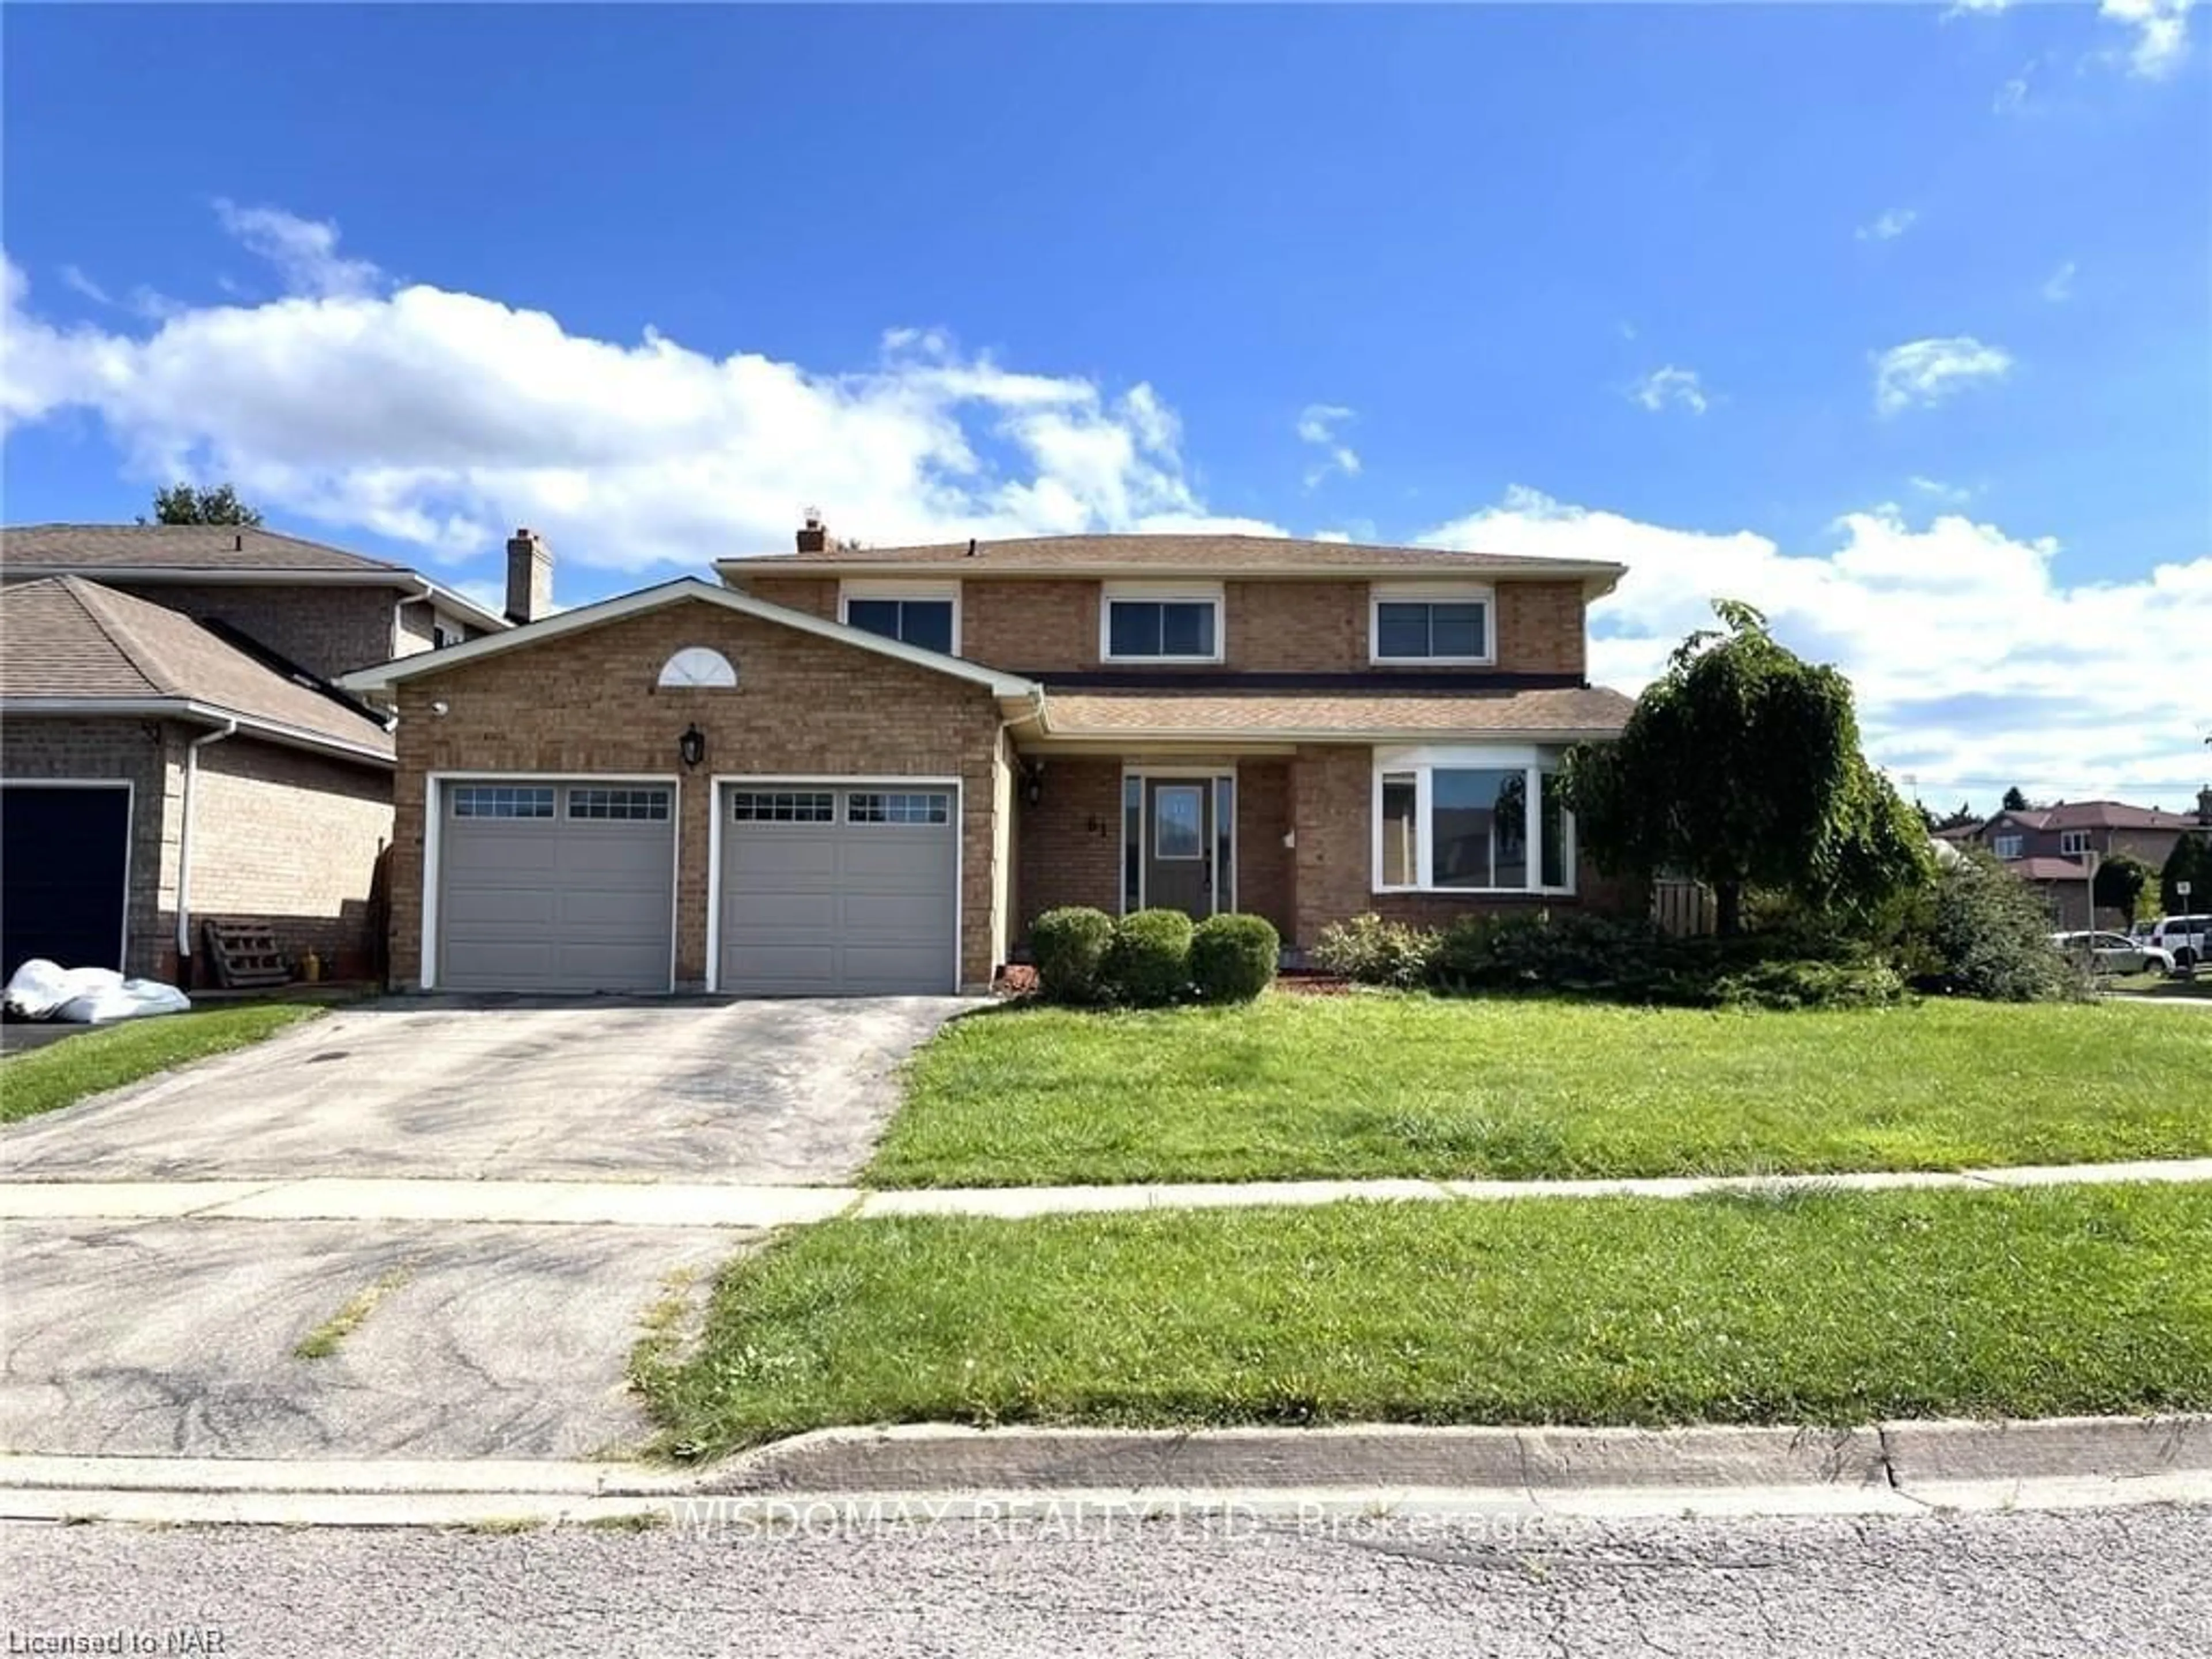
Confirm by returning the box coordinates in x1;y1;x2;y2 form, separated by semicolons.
678;724;706;770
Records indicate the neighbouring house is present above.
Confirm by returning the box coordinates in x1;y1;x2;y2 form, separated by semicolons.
337;518;1637;996
0;523;521;984
1952;796;2212;930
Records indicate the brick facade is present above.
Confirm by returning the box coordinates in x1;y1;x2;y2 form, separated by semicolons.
736;574;1594;680
1014;757;1125;936
2;715;391;982
107;582;403;680
184;737;393;980
384;600;1010;991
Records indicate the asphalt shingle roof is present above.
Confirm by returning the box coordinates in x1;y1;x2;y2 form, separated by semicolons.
1;523;406;574
1039;684;1635;740
0;576;393;760
724;532;1622;578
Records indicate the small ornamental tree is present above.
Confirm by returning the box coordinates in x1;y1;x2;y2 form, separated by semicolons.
1561;600;1930;936
2163;834;2209;916
2093;851;2154;927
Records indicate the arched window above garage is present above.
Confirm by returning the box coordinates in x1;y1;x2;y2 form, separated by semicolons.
657;646;737;688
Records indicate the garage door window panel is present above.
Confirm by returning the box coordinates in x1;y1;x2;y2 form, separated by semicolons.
568;787;672;821
732;791;835;823
847;791;951;825
453;785;554;819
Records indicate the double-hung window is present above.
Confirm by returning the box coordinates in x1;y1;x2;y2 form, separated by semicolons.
1370;584;1493;665
1374;747;1573;895
840;582;959;656
2058;830;2091;857
1101;584;1222;663
1993;834;2024;860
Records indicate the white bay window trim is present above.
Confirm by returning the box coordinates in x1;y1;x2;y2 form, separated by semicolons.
1099;581;1225;664
838;579;962;656
1369;582;1495;666
1370;744;1575;896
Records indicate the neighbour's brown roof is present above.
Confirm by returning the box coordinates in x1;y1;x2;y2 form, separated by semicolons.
0;576;393;761
723;532;1622;580
1039;684;1636;741
1;522;406;574
2013;857;2094;882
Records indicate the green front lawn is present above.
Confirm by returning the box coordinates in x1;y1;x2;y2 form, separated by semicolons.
640;1184;2212;1457
0;1003;332;1124
869;995;2212;1187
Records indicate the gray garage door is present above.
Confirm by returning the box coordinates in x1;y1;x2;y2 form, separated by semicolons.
437;781;676;993
718;784;957;995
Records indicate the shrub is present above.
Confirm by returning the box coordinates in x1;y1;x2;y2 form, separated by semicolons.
1913;850;2088;1002
1708;959;1909;1011
1433;911;1674;995
1029;907;1116;1004
1107;908;1195;1007
1311;913;1438;988
1190;914;1280;1003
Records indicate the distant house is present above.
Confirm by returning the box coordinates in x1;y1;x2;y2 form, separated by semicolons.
0;524;521;984
1950;796;2212;930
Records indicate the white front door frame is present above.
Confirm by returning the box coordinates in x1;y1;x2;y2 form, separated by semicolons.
1119;763;1237;916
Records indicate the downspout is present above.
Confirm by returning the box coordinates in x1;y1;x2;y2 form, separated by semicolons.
175;719;238;980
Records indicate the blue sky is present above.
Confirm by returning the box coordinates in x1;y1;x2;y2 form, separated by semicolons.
3;3;2207;807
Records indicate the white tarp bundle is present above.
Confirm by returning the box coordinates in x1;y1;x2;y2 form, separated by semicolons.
3;959;192;1024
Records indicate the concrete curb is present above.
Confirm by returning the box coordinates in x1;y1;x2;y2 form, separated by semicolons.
4;1416;2206;1528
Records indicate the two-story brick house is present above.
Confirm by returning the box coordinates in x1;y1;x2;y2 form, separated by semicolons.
339;519;1635;997
0;524;516;983
1952;797;2212;930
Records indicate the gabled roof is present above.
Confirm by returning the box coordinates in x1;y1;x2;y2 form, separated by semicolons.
1034;685;1635;744
0;577;394;764
1988;800;2202;834
3;522;406;573
719;532;1626;592
2013;856;2095;882
335;576;1042;699
1;522;511;635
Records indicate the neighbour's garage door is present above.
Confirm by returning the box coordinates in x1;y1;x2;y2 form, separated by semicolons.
718;784;957;995
437;781;676;993
0;783;130;979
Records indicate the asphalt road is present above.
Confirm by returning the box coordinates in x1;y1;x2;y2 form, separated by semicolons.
5;1502;2206;1657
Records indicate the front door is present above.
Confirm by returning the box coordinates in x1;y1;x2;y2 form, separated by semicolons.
1143;778;1214;919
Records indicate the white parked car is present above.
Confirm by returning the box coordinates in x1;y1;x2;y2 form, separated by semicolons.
2143;915;2211;969
2051;931;2175;977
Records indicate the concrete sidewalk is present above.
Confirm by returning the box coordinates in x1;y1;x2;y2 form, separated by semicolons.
5;1157;2210;1228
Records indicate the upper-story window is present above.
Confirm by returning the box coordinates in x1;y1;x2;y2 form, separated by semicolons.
840;581;959;655
1993;834;2024;860
1370;583;1494;665
2059;830;2092;856
1101;583;1223;663
432;617;465;650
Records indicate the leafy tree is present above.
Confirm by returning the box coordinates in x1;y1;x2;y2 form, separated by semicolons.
1936;803;1980;831
2000;786;2031;813
141;483;263;527
1561;600;1932;936
2093;851;2154;926
2164;835;2209;916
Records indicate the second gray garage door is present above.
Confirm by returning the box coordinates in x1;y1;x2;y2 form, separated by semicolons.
437;781;676;993
718;784;957;995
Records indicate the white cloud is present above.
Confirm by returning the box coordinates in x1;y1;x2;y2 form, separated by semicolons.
1855;208;1919;243
212;200;385;298
0;229;1291;575
1628;366;1709;415
2041;260;2078;302
1419;487;2212;812
1993;71;2032;113
58;264;112;306
1872;336;2013;416
2100;0;2194;77
1908;475;1975;505
1945;0;2013;14
1295;403;1361;488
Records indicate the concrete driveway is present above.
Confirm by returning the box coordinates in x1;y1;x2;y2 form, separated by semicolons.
0;995;964;1462
2;995;965;1185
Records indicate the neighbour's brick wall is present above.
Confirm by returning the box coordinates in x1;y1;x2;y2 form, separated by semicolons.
1013;757;1124;939
108;582;401;680
737;577;839;621
184;737;393;981
1234;760;1296;941
385;601;1009;991
0;715;178;979
1287;744;1634;950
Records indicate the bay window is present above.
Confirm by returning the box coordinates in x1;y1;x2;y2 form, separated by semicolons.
1373;747;1574;895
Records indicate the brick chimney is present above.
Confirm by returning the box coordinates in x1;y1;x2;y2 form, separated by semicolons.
796;509;829;555
2198;785;2212;826
505;528;552;625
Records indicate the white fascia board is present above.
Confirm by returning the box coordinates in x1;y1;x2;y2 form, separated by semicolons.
336;576;1041;699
